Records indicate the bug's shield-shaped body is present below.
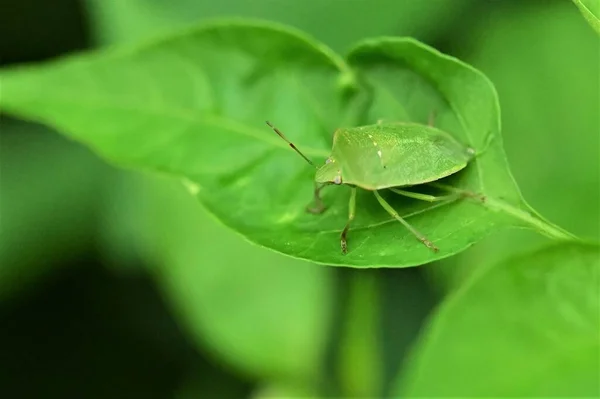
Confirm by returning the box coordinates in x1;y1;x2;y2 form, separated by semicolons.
316;122;473;190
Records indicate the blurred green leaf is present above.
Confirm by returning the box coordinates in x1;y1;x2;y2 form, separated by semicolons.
0;120;109;300
573;0;600;33
101;171;333;386
399;242;600;397
472;0;600;241
85;0;473;50
0;21;574;267
250;382;316;399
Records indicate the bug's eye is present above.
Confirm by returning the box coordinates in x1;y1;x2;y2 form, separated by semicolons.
325;157;333;164
333;175;342;185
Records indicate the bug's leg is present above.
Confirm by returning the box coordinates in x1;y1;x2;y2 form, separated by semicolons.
307;182;330;214
389;188;459;202
373;190;439;252
427;182;487;203
428;110;436;126
340;187;357;254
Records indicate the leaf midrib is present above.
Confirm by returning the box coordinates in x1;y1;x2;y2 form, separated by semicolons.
5;94;332;158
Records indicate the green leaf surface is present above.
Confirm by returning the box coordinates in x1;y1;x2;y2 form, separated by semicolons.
573;0;600;33
0;21;572;267
399;243;600;397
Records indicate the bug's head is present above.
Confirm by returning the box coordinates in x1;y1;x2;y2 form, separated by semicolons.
315;157;343;185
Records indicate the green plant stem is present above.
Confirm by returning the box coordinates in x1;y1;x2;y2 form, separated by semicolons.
431;183;579;241
338;270;381;397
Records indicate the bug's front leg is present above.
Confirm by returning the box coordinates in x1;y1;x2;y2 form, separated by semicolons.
428;110;436;127
306;182;330;214
340;187;357;254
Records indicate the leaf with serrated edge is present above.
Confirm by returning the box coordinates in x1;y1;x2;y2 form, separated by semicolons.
0;21;573;267
398;243;600;397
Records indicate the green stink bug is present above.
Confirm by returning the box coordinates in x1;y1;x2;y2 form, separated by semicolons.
266;119;475;254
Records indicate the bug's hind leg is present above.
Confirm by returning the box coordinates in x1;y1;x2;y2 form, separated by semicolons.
373;190;439;252
427;182;487;203
389;188;459;203
307;182;331;214
340;187;357;254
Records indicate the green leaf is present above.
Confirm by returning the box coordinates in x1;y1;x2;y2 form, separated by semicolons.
573;0;600;33
85;0;473;50
398;242;600;397
342;38;574;262
0;21;573;267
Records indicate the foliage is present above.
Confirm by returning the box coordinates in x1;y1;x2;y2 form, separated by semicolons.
402;243;600;396
1;0;598;397
0;22;575;267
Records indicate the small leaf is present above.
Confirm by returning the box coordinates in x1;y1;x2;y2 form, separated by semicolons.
0;21;573;267
573;0;600;33
398;243;600;397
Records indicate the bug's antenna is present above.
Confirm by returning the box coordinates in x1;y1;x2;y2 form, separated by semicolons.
266;121;315;167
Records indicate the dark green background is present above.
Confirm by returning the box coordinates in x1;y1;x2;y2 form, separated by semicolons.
1;0;598;397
